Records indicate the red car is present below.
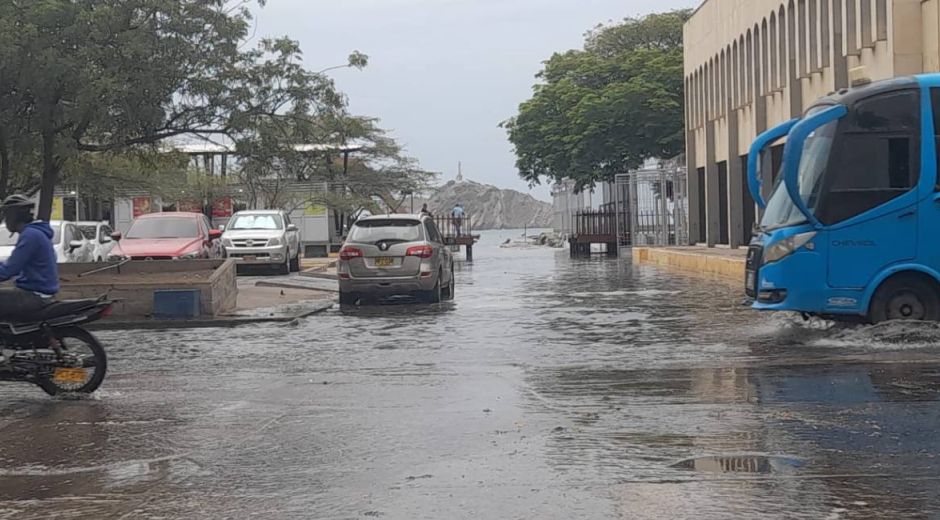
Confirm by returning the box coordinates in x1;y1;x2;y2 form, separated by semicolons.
108;212;223;261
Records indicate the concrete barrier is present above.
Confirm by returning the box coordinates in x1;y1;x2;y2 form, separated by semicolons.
57;260;237;319
633;247;745;282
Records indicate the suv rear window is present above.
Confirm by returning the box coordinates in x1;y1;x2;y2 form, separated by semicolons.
349;219;423;243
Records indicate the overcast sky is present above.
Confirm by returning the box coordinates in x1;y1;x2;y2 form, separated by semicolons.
252;0;700;201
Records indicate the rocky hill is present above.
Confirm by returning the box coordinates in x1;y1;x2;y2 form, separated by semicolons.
423;180;552;230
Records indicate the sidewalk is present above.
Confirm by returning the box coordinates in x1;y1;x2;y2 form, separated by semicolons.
633;246;746;281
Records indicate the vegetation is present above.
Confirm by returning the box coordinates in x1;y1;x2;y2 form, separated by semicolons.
503;10;691;191
0;0;430;219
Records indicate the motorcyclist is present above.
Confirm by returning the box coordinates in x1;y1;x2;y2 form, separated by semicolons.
0;195;58;319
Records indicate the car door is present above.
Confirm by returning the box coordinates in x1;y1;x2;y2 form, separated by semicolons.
284;213;299;257
99;224;115;260
63;224;80;263
424;220;450;280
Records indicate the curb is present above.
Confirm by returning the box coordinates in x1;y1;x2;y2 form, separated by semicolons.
87;300;335;331
257;280;338;293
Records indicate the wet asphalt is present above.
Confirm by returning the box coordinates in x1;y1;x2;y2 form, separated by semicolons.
1;230;940;519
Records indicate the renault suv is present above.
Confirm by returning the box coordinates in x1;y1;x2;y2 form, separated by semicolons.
338;214;455;305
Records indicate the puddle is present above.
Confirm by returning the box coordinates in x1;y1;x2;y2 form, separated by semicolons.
670;454;806;475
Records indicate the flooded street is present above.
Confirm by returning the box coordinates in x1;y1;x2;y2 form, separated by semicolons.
1;230;940;519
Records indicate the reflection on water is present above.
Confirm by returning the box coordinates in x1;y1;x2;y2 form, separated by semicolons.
0;230;939;518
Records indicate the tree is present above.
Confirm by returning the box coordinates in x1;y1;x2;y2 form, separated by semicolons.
0;0;263;219
503;10;691;191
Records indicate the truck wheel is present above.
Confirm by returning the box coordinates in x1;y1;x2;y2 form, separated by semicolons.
869;274;940;323
277;255;290;275
289;252;301;273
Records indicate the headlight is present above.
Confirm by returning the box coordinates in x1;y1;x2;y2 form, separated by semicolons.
267;237;283;247
222;238;233;248
763;231;817;264
178;251;201;260
107;254;127;262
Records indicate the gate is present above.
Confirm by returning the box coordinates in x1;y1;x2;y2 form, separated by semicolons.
615;162;688;247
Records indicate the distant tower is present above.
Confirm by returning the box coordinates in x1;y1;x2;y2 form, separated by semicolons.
456;161;464;182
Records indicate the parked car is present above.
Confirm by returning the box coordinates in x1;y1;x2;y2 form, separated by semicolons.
337;214;455;305
221;210;301;274
77;221;116;262
108;212;223;261
0;221;95;263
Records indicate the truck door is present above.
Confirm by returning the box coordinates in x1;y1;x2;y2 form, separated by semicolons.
822;90;921;289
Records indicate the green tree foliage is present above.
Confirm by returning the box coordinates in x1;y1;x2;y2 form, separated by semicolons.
503;10;691;191
0;0;426;220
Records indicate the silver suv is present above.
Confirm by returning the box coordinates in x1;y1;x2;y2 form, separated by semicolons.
338;214;455;305
221;210;301;274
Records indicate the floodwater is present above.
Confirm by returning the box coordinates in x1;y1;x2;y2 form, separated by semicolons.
1;230;940;518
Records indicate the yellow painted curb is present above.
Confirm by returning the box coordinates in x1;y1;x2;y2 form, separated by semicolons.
633;247;745;282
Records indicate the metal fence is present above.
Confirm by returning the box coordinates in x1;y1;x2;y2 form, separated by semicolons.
615;163;689;247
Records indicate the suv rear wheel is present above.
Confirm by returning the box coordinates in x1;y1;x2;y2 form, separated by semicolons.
422;276;442;304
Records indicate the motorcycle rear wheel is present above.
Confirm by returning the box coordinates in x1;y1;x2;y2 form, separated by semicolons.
37;327;108;396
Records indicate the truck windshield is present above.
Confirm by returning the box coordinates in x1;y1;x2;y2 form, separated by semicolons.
759;118;839;230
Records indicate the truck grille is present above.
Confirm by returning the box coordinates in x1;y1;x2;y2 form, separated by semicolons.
231;239;270;248
745;245;762;298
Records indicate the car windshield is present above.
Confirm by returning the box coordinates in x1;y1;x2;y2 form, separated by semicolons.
228;214;283;230
760;115;839;231
349;219;423;243
78;225;97;240
126;217;199;239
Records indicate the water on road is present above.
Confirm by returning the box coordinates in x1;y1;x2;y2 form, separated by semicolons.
1;230;940;519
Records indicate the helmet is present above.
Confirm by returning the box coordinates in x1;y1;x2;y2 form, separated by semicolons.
0;194;34;210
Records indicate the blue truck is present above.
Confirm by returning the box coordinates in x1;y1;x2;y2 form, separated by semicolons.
746;74;940;323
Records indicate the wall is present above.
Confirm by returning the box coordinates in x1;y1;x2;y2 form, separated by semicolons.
684;0;927;248
58;260;237;319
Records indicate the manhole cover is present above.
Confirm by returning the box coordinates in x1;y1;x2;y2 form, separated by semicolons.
670;454;805;475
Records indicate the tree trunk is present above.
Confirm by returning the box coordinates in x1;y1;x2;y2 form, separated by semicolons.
37;128;58;221
0;127;10;200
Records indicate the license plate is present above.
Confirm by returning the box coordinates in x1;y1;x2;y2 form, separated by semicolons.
53;367;87;384
374;257;395;267
244;255;257;262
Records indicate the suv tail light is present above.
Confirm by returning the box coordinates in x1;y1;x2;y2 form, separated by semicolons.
340;246;363;261
406;245;434;259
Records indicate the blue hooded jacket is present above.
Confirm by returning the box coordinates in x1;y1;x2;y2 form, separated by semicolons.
0;221;59;295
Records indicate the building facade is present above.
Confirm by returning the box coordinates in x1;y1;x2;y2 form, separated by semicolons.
684;0;939;248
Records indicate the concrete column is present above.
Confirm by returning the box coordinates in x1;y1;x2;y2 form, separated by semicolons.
832;0;849;89
705;121;720;247
727;113;744;249
686;130;701;245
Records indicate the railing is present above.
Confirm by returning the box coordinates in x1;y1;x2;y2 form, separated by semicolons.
574;209;617;238
433;215;473;239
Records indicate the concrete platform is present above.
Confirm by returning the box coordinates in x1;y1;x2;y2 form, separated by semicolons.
634;246;745;282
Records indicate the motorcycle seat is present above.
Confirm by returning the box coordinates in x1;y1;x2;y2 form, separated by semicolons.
35;299;100;321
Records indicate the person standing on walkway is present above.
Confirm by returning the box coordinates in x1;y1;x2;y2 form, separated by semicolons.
420;203;433;217
451;203;465;237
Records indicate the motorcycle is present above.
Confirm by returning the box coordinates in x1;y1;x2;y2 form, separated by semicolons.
0;295;113;396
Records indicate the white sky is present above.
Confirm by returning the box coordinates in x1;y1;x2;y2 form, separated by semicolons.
252;0;701;201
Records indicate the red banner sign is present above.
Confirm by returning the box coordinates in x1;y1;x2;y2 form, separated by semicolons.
132;197;152;218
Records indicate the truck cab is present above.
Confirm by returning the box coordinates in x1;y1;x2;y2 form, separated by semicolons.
747;75;940;323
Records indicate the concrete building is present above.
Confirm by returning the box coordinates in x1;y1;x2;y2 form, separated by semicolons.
684;0;937;248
